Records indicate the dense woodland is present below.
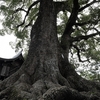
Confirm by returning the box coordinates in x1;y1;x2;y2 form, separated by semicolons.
0;0;100;100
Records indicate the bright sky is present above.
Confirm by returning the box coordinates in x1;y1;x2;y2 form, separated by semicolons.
0;12;17;58
0;34;17;58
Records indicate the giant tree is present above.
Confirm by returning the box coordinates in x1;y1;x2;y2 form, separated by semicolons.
0;0;100;100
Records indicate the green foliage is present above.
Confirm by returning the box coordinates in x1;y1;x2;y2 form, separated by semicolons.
76;63;100;81
79;0;89;5
0;0;38;54
57;11;69;41
0;0;100;81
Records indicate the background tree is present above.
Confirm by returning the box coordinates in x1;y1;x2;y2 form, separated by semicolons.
0;0;100;100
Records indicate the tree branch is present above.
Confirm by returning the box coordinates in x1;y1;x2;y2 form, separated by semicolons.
72;44;89;62
61;0;80;50
75;20;91;26
22;12;38;32
14;8;27;13
72;32;100;42
17;0;40;28
62;0;80;36
14;0;27;13
79;0;98;12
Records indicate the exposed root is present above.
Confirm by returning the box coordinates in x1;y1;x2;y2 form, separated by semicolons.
59;59;100;92
0;67;25;90
0;62;100;100
39;86;87;100
57;73;70;87
0;73;100;100
0;75;62;100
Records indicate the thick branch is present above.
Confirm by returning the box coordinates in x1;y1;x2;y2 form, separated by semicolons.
61;0;79;50
72;32;100;42
62;0;79;36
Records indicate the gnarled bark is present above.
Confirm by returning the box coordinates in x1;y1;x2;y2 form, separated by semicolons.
0;0;100;100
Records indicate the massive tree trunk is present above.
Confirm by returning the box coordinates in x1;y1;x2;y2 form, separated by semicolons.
0;0;100;100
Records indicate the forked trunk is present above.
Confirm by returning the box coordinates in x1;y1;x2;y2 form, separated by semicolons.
0;0;100;100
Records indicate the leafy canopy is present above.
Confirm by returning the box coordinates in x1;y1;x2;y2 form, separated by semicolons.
0;0;100;80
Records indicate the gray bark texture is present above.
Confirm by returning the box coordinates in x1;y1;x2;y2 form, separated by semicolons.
0;0;100;100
